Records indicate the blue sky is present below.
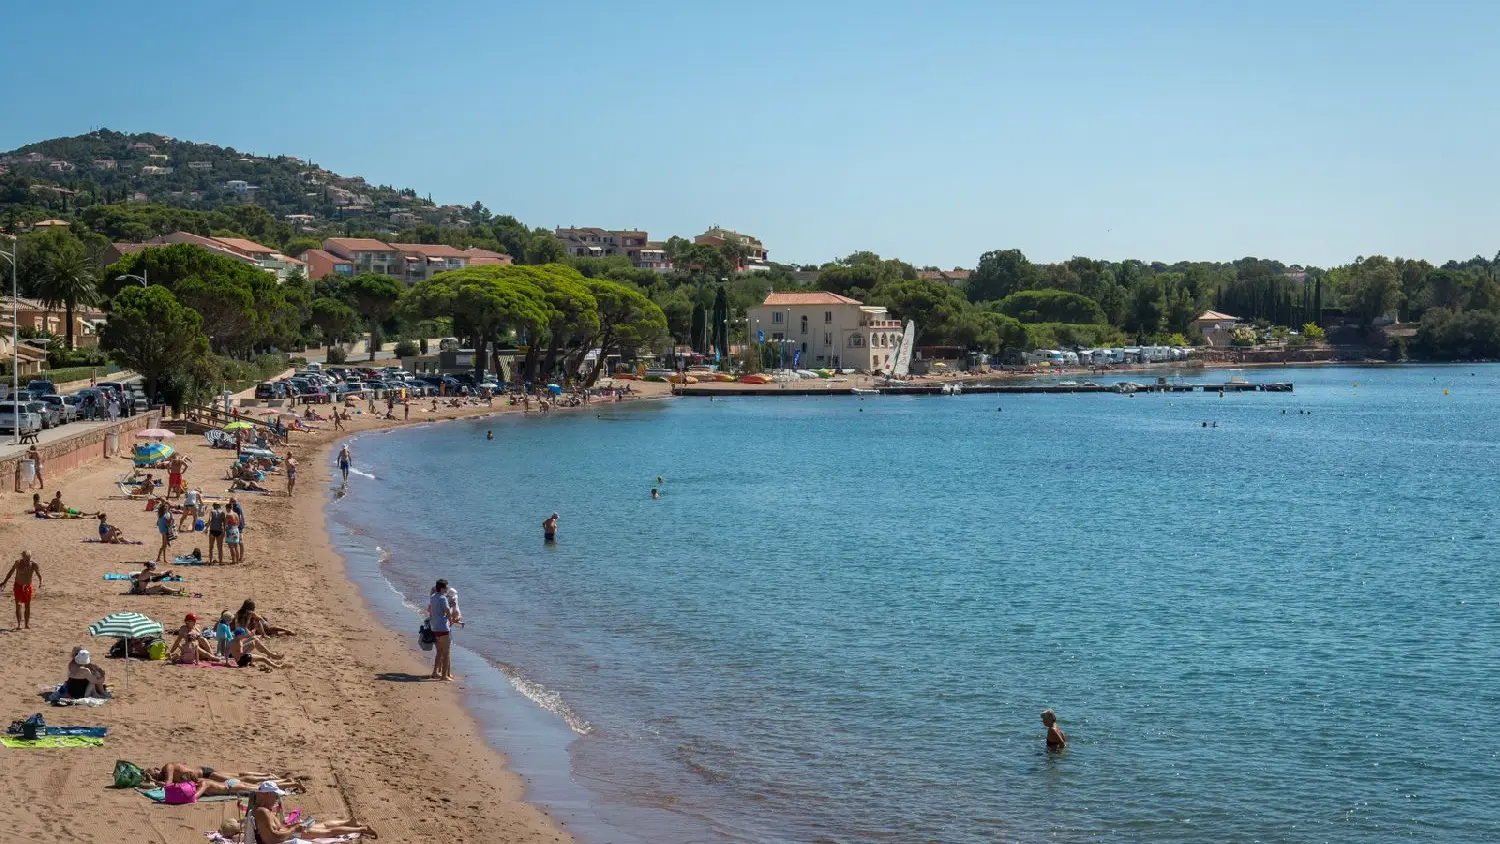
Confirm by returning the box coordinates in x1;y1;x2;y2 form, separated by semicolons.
4;0;1498;268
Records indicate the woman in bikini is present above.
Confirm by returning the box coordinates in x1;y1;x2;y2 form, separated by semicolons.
235;600;295;637
245;782;379;842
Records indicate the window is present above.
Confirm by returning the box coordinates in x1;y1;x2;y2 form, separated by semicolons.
800;315;808;334
772;332;784;341
824;311;833;324
772;312;784;324
801;343;808;355
849;335;864;347
824;332;832;345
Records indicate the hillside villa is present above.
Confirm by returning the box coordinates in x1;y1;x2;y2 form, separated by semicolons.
745;292;904;372
1191;310;1242;348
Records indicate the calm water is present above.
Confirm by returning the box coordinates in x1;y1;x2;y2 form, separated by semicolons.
328;365;1500;843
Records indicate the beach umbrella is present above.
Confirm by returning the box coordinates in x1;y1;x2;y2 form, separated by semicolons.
546;383;562;395
133;428;176;440
87;612;163;690
132;441;175;466
223;421;254;432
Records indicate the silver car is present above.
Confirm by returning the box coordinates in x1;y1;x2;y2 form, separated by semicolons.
40;394;77;423
26;399;60;429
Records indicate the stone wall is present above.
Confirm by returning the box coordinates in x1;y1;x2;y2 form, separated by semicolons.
3;411;162;493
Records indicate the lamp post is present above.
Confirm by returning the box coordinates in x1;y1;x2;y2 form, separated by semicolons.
0;235;16;444
115;270;148;287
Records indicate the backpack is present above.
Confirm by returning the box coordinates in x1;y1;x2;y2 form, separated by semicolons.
113;760;146;788
20;713;45;740
418;619;435;651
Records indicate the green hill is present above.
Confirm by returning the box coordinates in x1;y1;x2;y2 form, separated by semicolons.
0;128;491;241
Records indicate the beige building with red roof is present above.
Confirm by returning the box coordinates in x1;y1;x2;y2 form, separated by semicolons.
746;292;903;372
554;227;670;272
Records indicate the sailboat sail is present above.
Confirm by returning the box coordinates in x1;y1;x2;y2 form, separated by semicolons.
891;320;916;378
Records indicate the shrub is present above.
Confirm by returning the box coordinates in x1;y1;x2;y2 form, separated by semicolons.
394;340;420;357
326;346;348;364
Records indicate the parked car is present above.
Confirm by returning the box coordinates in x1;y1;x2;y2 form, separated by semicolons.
26;379;58;396
26;399;59;429
39;394;76;423
335;383;365;398
58;394;82;421
97;381;138;416
0;401;41;435
255;381;288;400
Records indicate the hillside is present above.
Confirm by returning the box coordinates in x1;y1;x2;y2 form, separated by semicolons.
0;128;488;236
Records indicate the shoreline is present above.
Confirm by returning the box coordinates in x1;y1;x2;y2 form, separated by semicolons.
0;385;669;844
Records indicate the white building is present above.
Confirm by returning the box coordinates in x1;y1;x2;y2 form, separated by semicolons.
745;292;904;372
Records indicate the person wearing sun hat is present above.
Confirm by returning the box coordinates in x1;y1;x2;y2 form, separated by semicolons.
247;780;380;842
168;613;217;664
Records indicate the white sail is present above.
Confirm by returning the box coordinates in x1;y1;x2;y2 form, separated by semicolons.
891;320;916;379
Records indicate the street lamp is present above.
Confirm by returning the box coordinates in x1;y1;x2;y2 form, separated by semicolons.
0;235;16;443
115;270;148;287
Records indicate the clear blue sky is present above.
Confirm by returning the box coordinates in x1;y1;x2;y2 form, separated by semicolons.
4;0;1498;269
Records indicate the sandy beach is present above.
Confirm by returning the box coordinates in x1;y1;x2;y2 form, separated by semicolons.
0;383;668;844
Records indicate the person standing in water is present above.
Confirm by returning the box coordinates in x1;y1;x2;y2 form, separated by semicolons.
1041;709;1066;751
337;444;352;483
542;513;558;542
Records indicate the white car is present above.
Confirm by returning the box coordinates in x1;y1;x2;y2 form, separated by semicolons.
0;401;42;435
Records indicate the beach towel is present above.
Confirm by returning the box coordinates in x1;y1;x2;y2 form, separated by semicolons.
0;735;104;748
204;834;362;844
123;591;203;599
168;661;235;668
6;725;107;737
44;686;109;707
137;786;240;803
173;556;211;566
105;573;183;581
82;538;144;545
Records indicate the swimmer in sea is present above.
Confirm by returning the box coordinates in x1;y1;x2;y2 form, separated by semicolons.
486;431;494;440
651;488;660;499
1042;709;1066;751
542;512;558;543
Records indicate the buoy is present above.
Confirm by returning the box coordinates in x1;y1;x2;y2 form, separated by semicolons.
1444;389;1449;396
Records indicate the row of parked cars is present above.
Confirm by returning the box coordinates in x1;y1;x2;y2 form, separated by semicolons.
255;365;502;403
0;379;149;435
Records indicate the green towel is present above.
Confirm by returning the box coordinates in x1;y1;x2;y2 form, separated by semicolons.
0;735;104;748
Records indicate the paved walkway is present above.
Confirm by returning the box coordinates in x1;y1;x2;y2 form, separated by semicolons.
0;413;145;461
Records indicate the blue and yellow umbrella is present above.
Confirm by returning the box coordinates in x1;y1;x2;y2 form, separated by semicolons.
132;441;175;467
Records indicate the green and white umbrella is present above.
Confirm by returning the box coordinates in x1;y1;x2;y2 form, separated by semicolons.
87;612;164;689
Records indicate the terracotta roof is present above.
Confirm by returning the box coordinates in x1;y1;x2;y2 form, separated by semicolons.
212;236;273;255
389;243;470;259
111;243;148;256
324;237;394;252
464;248;512;265
1195;310;1240;322
762;292;863;307
298;249;351;265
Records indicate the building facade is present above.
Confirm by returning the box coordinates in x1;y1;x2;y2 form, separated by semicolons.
322;238;399;276
695;227;768;272
745;292;904;372
389;243;471;284
554;227;671;272
298;249;355;280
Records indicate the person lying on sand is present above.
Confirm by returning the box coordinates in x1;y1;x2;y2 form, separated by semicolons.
151;763;303;790
130;561;183;596
29;493;96;519
235;600;295;637
96;513;129;543
64;647;108;699
247;782;379;842
229;478;270;492
228;628;286;668
160;773;261;805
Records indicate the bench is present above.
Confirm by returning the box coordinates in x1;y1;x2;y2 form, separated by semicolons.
19;431;39;444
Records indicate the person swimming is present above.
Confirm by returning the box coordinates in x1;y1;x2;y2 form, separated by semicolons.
1042;709;1066;751
651;488;660;499
486;431;494;440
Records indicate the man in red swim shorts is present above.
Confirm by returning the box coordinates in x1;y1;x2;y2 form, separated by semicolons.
0;551;41;630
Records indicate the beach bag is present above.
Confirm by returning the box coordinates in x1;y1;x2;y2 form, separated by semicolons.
147;640;167;661
194;518;205;532
418;619;435;651
21;713;45;740
113;760;146;789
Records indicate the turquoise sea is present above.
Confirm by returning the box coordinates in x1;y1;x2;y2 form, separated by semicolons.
326;365;1500;843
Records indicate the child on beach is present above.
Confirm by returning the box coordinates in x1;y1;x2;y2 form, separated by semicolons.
1042;709;1066;751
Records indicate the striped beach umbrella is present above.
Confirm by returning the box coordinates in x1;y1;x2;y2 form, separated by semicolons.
87;612;163;639
87;612;164;690
132;441;175;466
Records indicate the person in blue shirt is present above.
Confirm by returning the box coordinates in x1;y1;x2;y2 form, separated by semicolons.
155;503;175;565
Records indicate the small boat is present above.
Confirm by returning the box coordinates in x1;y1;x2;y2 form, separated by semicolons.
940;384;962;395
851;388;879;396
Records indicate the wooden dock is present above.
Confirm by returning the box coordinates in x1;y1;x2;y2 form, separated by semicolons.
674;382;1293;397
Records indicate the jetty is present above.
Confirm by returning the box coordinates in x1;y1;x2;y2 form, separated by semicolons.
674;381;1293;397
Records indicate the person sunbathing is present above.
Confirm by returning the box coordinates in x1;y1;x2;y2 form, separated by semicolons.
135;475;158;497
228;628;287;668
151;763;302;790
229;478;270;492
159;771;261;805
168;614;220;664
235;600;295;637
96;513;129;543
247;783;379;842
64;647;108;699
130;561;182;596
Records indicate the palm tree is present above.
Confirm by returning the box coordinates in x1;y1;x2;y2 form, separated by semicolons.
36;249;101;350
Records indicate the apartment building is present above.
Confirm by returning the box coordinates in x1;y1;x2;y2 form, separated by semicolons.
188;160;212;171
554;226;671;272
322;238;399;276
389;243;471;283
298;249;355;280
136;232;305;282
917;269;971;286
695;226;768;272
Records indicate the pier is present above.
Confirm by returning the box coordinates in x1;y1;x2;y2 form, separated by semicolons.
674;381;1293;397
